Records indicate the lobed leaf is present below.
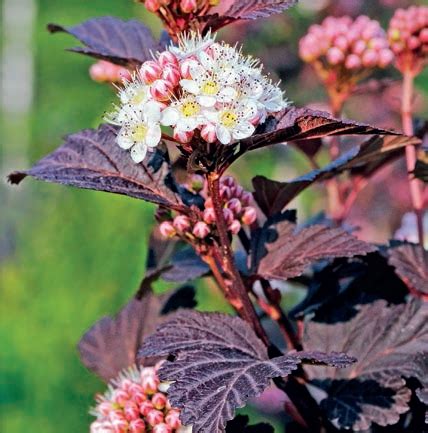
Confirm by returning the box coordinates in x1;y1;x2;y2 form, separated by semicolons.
388;243;428;295
47;16;161;66
252;134;420;217
303;300;428;430
140;311;355;433
256;219;376;280
8;124;186;212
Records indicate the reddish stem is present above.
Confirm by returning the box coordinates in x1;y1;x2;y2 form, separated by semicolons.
401;71;425;246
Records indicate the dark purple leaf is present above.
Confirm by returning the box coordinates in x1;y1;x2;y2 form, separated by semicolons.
78;292;167;382
161;248;209;283
257;220;376;280
388;244;428;295
226;415;274;433
202;0;297;32
415;388;428;423
140;311;355;433
303;300;428;430
160;285;197;314
47;17;160;66
8;124;186;212
252;134;419;217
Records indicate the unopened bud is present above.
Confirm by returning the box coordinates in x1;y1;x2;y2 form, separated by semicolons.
162;64;181;87
180;0;197;13
362;49;378;67
158;51;179;68
173;128;194;144
204;197;213;208
173;215;191;232
327;47;345;65
124;402;140;421
240;191;253;206
150;79;173;101
229;220;241;235
227;198;242;214
141;373;159;395
203;207;216;224
140;61;162;84
220;185;232;200
378;49;394;67
152;423;172;433
129;419;146;433
159;221;176;238
179;58;199;79
111;417;129;433
345;54;361;69
222;208;234;225
146;409;164;426
152;392;168;410
145;0;161;12
241;207;257;225
192;221;210;239
165;410;181;429
201;123;217;143
139;401;154;417
113;389;130;406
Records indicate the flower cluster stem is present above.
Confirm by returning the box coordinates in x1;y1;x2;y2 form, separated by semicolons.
401;71;425;246
207;172;269;345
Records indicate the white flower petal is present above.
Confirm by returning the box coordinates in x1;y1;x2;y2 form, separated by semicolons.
233;121;255;139
218;87;237;102
145;125;161;147
198;51;213;70
202;109;218;123
197;95;217;107
144;101;161;122
180;79;200;95
130;143;148;163
216;125;232;145
177;117;199;132
161;107;180;126
117;129;134;149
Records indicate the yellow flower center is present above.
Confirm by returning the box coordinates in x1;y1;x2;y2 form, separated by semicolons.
201;80;219;96
131;124;148;142
130;89;147;105
220;110;237;128
180;101;200;117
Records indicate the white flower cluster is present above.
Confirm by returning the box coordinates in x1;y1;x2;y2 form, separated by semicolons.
107;32;287;163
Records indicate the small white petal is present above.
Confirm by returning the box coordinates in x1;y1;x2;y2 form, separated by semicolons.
180;79;200;94
217;87;237;102
145;125;161;147
177;117;199;132
130;143;148;163
233;121;255;139
202;109;218;123
161;107;180;126
198;51;213;70
216;125;232;145
197;95;217;107
144;101;161;122
117;129;134;149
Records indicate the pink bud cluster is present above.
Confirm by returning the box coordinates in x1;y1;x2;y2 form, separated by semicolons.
299;16;394;75
159;176;257;242
89;60;131;83
142;0;217;16
90;365;185;433
388;6;428;74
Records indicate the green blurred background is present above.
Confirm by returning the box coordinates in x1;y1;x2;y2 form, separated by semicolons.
1;1;427;432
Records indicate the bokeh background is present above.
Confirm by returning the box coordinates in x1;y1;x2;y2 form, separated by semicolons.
1;1;427;432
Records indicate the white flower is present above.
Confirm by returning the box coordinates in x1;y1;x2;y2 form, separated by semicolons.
161;95;205;132
257;82;288;122
205;99;258;145
169;31;215;60
116;101;162;163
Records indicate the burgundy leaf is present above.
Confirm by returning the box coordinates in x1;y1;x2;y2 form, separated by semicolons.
415;388;428;423
8;124;186;212
78;292;168;382
388;244;428;295
47;17;161;66
202;0;297;32
303;300;428;430
257;220;376;280
252;134;418;217
140;311;355;433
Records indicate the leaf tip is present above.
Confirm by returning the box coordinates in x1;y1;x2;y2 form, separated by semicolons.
7;171;27;185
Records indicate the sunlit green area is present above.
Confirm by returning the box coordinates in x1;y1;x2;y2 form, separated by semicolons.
1;1;427;432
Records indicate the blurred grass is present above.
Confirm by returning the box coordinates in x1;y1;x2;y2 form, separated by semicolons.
1;2;427;433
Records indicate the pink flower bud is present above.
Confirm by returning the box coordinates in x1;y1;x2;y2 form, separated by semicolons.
97;401;113;416
150;79;173;102
140;61;162;84
124;402;140;421
111;418;129;433
231;185;243;198
159;221;176;238
201;123;217;143
131;390;147;405
220;185;232;200
334;35;348;51
173;215;191;232
158;51;179;68
362;49;379;67
152;424;172;433
227;198;242;215
240;191;253;206
91;421;115;433
129;419;146;433
421;28;428;44
228;220;241;235
152;392;168;410
353;40;366;55
378;49;394;67
204;197;213;208
203;207;216;224
146;409;164;426
173;128;194;144
141;373;159;395
180;0;197;13
162;64;181;87
345;54;361;70
89;62;107;82
165;410;181;429
179;58;199;79
145;0;161;12
222;176;236;188
327;47;345;65
222;208;234;225
241;207;257;225
120;379;134;393
408;36;421;50
192;221;210;239
139;401;154;417
113;389;130;406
